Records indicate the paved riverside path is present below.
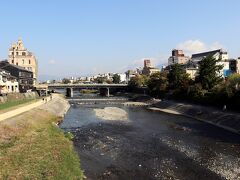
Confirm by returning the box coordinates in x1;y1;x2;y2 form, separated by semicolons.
0;97;50;122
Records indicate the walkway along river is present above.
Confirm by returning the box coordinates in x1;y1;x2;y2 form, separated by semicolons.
60;94;240;180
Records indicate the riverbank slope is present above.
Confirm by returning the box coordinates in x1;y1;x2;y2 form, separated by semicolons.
150;100;240;135
0;93;84;179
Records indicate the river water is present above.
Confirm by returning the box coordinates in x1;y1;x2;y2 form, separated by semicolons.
60;93;240;180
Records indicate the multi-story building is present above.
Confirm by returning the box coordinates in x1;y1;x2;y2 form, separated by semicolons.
0;69;19;95
0;61;33;92
191;49;228;62
8;38;38;85
142;59;160;76
191;49;230;78
168;49;190;65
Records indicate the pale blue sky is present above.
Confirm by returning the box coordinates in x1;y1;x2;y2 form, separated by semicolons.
0;0;239;79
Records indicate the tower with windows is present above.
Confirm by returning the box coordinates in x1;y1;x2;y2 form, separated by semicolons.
8;38;38;85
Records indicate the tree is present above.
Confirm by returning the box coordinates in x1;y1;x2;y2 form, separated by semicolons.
227;73;240;94
196;55;224;90
128;75;149;89
95;77;107;84
147;72;168;97
168;64;191;90
112;74;121;84
62;78;71;84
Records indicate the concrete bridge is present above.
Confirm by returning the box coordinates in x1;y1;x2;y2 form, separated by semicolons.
35;83;128;97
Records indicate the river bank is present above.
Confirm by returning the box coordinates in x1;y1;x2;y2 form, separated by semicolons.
0;92;40;113
0;93;84;179
149;100;240;135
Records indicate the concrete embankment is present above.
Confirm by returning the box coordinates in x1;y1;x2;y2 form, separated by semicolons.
149;100;240;135
39;94;70;117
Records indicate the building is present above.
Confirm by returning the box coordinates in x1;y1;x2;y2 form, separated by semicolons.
168;49;190;65
125;70;139;83
190;49;231;78
0;61;34;92
142;59;160;76
218;60;231;77
8;38;38;85
0;69;19;95
191;49;228;62
117;73;127;83
229;58;240;74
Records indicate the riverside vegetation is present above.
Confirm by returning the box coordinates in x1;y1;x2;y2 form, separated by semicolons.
0;97;84;179
128;55;240;111
0;92;39;112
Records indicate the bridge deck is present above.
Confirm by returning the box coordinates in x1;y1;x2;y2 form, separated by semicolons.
37;83;128;89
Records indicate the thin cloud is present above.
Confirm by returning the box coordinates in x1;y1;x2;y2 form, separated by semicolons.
176;40;225;56
48;59;56;64
177;40;206;55
118;54;168;72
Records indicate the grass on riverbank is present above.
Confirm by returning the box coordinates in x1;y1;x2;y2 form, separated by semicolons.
0;109;84;179
0;98;37;111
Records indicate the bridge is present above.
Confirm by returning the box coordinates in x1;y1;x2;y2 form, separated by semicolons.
35;83;128;97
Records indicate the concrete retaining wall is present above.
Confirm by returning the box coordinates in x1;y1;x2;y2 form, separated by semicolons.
153;100;240;134
0;92;39;104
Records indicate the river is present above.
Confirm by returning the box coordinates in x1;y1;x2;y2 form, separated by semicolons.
60;93;240;180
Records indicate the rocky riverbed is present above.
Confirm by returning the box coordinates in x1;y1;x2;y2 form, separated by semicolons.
61;103;240;180
94;107;128;121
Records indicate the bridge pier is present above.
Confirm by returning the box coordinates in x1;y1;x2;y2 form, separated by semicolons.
66;88;73;97
107;87;110;97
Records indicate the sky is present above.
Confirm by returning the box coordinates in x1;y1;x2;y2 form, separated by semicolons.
0;0;239;80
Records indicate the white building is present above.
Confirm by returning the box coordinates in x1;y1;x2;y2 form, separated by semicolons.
191;49;230;77
0;69;19;94
191;49;228;62
117;73;127;83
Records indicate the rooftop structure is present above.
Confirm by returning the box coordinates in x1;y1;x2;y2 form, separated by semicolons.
191;49;228;62
168;49;190;65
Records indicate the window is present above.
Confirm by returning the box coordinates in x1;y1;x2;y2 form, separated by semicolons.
12;52;14;55
16;62;18;66
16;52;19;56
29;60;31;64
22;52;26;56
22;59;24;64
12;60;14;63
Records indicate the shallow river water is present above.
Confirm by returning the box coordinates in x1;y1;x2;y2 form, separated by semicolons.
60;96;240;180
